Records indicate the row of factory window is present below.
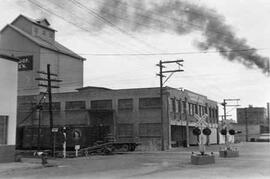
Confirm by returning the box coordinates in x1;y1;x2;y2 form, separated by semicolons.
19;98;218;119
170;98;218;118
19;98;161;111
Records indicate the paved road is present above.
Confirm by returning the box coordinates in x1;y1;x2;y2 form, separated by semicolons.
1;142;270;179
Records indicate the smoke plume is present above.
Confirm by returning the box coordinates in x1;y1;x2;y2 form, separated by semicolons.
24;0;269;73
92;0;268;73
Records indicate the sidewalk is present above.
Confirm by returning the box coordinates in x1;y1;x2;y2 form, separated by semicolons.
0;143;243;175
0;157;58;175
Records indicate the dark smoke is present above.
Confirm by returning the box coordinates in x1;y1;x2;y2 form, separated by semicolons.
21;0;269;73
92;0;269;73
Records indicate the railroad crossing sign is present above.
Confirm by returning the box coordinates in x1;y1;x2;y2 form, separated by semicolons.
194;114;210;155
221;119;234;149
194;114;209;128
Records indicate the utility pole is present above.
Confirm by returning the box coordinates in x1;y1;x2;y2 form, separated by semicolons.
267;58;270;76
245;108;249;142
267;103;270;133
156;59;184;150
36;64;62;157
221;99;240;144
37;104;43;151
184;97;189;147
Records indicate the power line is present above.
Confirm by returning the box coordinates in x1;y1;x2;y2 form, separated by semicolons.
1;47;267;56
26;0;153;54
68;0;161;51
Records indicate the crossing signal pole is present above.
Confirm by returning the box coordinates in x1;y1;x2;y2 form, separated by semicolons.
156;59;184;150
221;99;240;144
36;64;62;157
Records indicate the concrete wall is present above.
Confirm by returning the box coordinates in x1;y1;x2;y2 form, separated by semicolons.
0;57;18;162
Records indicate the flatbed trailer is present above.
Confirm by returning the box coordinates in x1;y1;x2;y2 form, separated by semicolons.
80;141;140;156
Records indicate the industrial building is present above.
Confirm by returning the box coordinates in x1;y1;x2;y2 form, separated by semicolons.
235;105;269;142
0;14;85;96
17;86;219;151
0;54;18;162
0;15;219;151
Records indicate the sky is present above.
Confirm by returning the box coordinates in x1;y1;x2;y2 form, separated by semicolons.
0;0;270;120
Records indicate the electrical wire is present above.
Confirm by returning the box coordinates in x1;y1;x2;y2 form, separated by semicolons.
26;0;153;55
68;0;161;52
1;47;268;56
18;91;47;125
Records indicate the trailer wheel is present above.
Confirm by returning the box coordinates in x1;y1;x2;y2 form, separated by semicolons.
103;147;113;155
121;144;129;152
129;144;136;151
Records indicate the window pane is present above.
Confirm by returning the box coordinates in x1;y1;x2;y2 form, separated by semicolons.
139;98;161;109
118;99;133;110
0;116;8;144
42;102;61;111
65;101;86;110
139;123;161;137
91;100;112;110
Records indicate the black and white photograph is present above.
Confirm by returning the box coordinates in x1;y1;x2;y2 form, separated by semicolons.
0;0;269;178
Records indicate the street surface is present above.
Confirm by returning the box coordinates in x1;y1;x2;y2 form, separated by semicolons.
0;142;270;179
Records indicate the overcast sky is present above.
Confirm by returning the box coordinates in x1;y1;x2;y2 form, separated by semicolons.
1;0;270;120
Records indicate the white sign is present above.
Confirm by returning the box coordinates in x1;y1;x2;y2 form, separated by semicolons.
75;145;80;150
52;128;58;132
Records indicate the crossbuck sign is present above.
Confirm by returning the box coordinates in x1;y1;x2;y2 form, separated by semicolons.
194;114;209;154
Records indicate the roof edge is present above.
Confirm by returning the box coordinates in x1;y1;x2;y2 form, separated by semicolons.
0;54;19;62
5;24;86;61
11;14;56;32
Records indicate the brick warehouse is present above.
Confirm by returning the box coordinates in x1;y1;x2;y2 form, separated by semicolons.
17;86;219;151
0;15;219;151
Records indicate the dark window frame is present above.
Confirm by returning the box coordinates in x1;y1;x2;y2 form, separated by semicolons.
42;102;61;111
0;116;8;145
65;101;86;110
139;97;161;109
91;100;113;110
118;99;133;110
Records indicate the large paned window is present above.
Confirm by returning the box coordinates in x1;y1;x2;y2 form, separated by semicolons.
171;98;176;113
177;100;182;113
139;123;161;137
0;116;8;145
139;98;161;109
65;101;86;110
42;102;61;111
118;99;133;110
91;100;112;110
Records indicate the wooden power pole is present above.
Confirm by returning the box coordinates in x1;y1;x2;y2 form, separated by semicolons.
36;64;62;157
156;59;184;150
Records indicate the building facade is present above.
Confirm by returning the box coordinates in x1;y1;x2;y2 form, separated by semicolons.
237;106;267;125
17;86;219;151
236;105;269;141
0;54;18;162
0;15;85;96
